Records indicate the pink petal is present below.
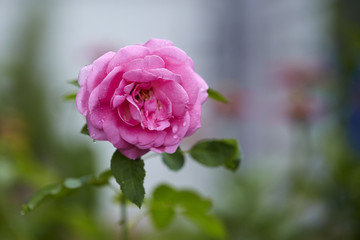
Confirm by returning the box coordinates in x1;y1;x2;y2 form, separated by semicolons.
153;46;194;70
154;120;170;131
107;45;150;73
168;66;208;106
183;74;208;137
123;55;165;71
86;115;107;140
152;89;172;120
162;112;190;147
164;144;180;153
124;95;143;122
193;73;209;104
120;148;149;160
111;95;126;109
150;146;163;153
90;109;149;159
129;102;142;122
124;82;135;94
151;143;179;154
88;66;123;112
118;102;140;126
118;124;167;149
143;97;158;113
76;87;90;116
122;69;158;82
88;104;111;129
143;39;174;51
185;101;202;137
154;80;189;117
103;111;134;150
117;79;129;94
78;65;92;87
86;52;116;91
147;68;182;82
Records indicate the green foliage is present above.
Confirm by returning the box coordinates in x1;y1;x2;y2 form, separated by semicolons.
185;212;225;239
161;139;241;172
222;139;242;172
189;139;241;171
21;183;63;215
81;124;89;136
162;147;185;171
207;88;229;103
68;79;80;88
150;185;177;229
111;150;145;208
91;169;113;186
22;170;112;215
0;6;112;240
63;79;79;101
63;92;77;101
149;184;226;239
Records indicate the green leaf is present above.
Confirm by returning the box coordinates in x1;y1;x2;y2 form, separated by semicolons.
81;124;89;136
68;79;80;88
222;139;242;172
111;150;145;208
22;176;90;214
151;207;175;229
22;170;113;215
162;147;185;171
22;183;62;215
189;139;238;168
207;88;229;103
189;139;241;171
91;169;113;186
64;176;91;189
185;212;226;239
149;184;223;237
153;184;177;202
176;190;212;213
150;184;177;229
63;92;77;101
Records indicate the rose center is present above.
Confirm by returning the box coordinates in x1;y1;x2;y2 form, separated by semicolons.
138;89;152;101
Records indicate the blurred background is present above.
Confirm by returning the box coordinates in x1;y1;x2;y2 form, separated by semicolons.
1;0;360;239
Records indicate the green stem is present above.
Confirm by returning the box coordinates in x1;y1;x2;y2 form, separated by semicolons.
121;195;128;240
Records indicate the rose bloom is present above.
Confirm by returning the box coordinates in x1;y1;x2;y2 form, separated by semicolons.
76;39;208;159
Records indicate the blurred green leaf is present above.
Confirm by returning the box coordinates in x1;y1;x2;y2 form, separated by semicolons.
64;176;91;189
176;190;212;213
149;184;224;238
150;184;177;229
207;88;229;103
111;150;145;208
22;177;88;215
81;124;89;136
151;207;175;229
63;92;77;101
162;147;185;171
22;183;62;215
3;7;111;239
91;169;112;186
189;139;241;171
68;79;80;88
153;184;177;202
223;139;242;172
22;170;112;215
185;212;226;239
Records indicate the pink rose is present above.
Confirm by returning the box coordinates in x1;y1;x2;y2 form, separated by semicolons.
76;39;208;159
